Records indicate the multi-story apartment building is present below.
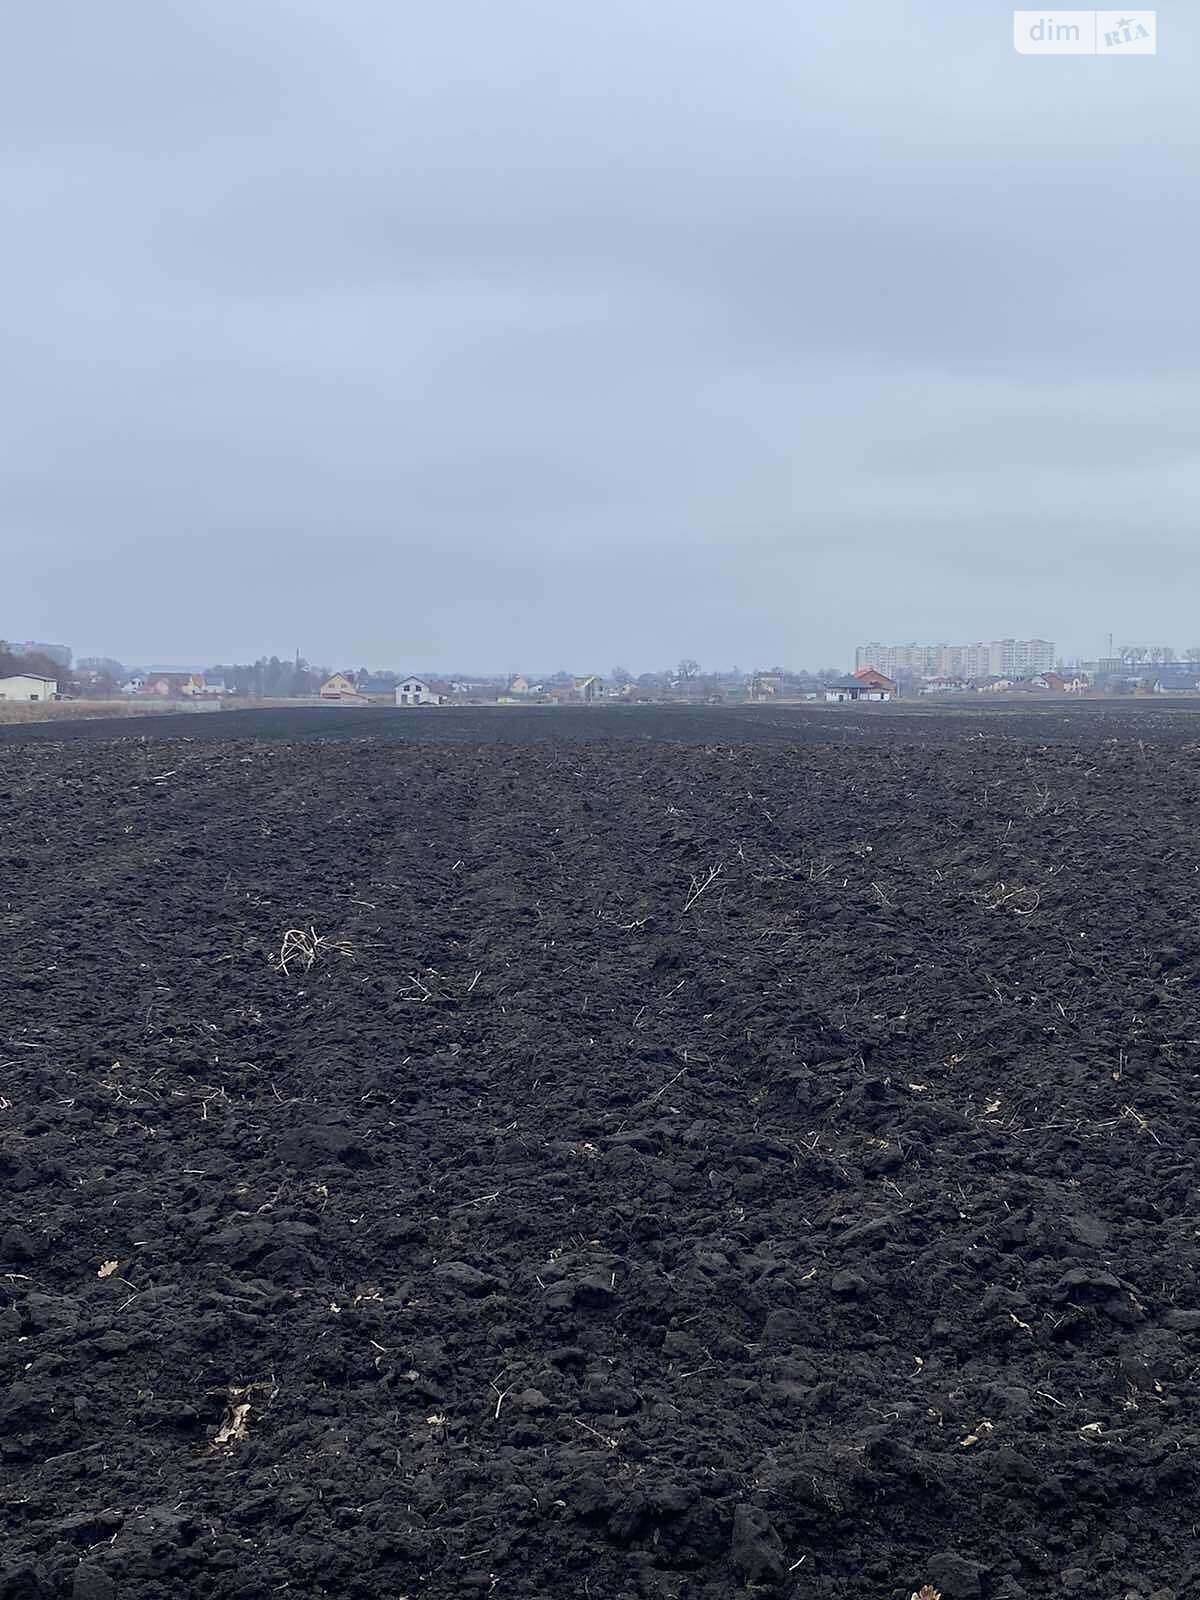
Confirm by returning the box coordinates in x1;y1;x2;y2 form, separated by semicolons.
987;638;1055;676
856;639;1055;679
942;643;993;677
854;643;939;678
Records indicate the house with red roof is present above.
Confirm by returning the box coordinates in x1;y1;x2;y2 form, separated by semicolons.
853;667;898;697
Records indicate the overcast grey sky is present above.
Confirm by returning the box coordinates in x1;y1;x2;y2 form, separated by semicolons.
2;1;1196;671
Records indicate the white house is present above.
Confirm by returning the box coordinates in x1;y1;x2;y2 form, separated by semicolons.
396;677;445;706
0;673;59;702
823;675;892;703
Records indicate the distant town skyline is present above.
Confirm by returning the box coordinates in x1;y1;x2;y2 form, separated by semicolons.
856;638;1056;679
13;628;1200;682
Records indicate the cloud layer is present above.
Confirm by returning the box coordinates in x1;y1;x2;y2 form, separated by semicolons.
3;1;1196;668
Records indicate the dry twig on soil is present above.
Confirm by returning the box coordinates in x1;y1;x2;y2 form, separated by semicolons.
683;863;723;911
275;926;355;976
977;882;1041;915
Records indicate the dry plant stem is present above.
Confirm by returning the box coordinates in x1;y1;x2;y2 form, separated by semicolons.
489;1374;517;1419
277;926;355;976
683;863;723;912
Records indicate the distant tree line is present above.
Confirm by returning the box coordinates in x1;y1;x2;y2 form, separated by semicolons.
206;656;329;698
0;641;67;682
1119;645;1200;665
595;662;845;700
4;648;336;701
77;656;126;681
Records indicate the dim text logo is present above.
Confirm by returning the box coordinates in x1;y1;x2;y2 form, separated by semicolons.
1013;10;1156;53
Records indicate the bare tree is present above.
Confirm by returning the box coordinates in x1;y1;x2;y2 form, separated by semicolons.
676;658;700;681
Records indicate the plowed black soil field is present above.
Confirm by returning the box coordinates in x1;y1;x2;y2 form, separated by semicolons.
4;720;1200;1599
6;697;1200;746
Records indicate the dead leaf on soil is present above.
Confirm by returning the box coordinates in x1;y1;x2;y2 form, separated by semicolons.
958;1419;995;1447
983;1097;1001;1114
911;1588;942;1600
211;1388;253;1449
97;1260;119;1278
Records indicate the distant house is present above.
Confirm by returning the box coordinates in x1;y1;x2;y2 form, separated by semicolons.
396;676;446;706
824;674;893;703
141;672;202;698
0;673;59;702
454;684;505;704
989;677;1056;695
854;667;898;696
501;676;551;702
919;675;972;695
1030;672;1090;694
356;676;396;702
749;673;784;701
121;677;146;696
1142;666;1200;694
500;680;549;704
573;675;606;703
320;672;360;701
